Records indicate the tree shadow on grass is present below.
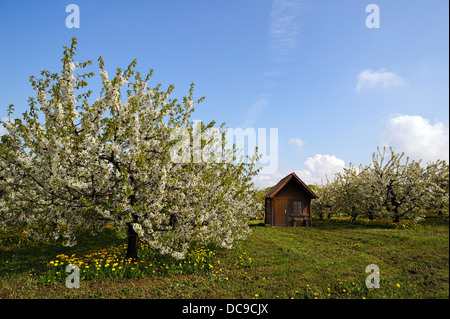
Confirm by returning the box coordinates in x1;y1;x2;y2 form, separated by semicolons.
249;220;266;228
0;228;121;277
311;219;376;231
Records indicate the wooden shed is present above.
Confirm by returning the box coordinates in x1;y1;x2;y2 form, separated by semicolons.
265;172;318;227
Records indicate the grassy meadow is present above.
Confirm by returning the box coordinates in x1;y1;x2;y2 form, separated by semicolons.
0;216;448;299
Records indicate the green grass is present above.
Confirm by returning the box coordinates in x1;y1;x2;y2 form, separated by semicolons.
0;217;448;299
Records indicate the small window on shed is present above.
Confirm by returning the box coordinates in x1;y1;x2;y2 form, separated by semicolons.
293;201;302;216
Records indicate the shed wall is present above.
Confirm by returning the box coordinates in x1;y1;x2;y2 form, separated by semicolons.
265;179;312;226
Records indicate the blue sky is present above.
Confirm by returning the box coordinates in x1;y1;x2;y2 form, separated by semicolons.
0;0;448;187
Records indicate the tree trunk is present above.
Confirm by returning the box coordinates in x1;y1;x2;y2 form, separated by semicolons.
126;192;139;263
351;207;357;221
393;207;400;223
126;223;138;263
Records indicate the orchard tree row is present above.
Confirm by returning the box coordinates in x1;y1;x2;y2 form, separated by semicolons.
312;147;449;223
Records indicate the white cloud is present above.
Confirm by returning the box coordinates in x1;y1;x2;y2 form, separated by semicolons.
356;68;404;92
264;69;285;77
242;97;268;128
253;171;285;189
269;0;304;57
253;154;346;188
381;115;449;162
296;154;346;185
288;137;304;148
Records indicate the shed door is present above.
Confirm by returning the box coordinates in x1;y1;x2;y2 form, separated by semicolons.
274;199;287;226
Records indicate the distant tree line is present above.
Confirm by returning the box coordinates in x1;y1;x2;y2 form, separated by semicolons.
312;147;449;223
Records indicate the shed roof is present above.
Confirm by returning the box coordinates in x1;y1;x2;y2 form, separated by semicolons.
265;172;319;199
